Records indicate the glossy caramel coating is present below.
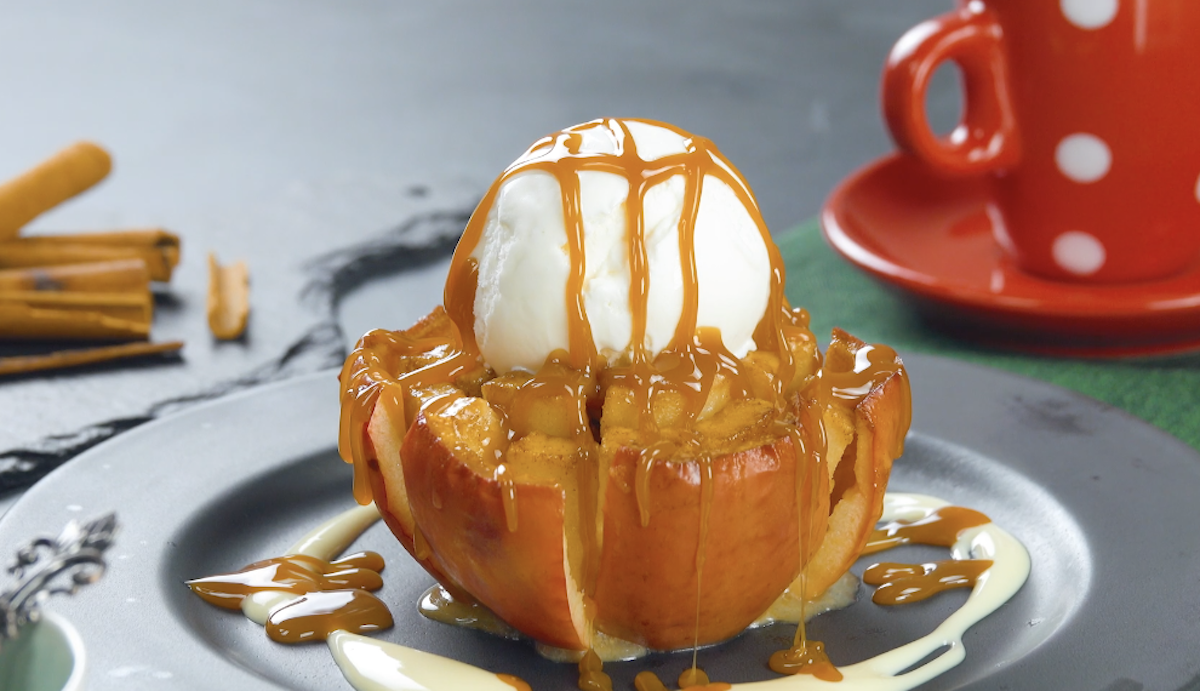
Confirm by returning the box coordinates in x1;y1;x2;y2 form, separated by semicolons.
186;551;391;644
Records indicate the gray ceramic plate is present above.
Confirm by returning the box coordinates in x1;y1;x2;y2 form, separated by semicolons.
1;354;1198;690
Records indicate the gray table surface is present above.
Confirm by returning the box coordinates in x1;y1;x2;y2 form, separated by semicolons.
0;0;958;513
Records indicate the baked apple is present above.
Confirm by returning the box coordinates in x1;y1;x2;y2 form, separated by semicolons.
338;118;911;653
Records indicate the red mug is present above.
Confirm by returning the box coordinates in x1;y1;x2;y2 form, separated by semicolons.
883;0;1200;283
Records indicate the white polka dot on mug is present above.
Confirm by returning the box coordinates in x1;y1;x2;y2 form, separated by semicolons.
1060;0;1118;29
1052;231;1107;275
1055;134;1110;183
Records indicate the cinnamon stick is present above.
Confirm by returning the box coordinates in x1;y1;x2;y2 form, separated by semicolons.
0;340;183;377
0;258;150;294
0;142;112;241
0;289;151;325
0;304;150;340
0;229;181;281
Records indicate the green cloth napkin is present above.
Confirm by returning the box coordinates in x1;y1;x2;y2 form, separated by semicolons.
779;218;1200;452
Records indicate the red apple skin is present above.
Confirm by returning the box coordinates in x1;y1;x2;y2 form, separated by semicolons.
591;435;828;651
397;415;589;651
367;409;859;652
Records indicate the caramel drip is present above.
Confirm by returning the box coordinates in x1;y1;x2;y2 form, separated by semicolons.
862;506;992;555
495;464;519;532
633;670;732;691
678;667;714;688
418;584;521;640
786;422;812;646
186;551;385;610
577;649;613;691
412;526;432;561
671;157;704;345
771;396;838;681
339;350;386;505
266;588;393;643
338;326;483;505
634;671;670;691
634;440;673;527
621;122;651;368
863;559;995;605
688;459;715;677
767;639;844;681
498;674;534;691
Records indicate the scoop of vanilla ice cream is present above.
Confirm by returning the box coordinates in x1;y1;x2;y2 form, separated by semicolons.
469;119;772;374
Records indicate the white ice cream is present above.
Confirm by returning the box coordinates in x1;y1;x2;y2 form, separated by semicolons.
469;119;773;374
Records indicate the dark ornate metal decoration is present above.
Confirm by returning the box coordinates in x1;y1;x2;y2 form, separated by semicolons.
0;513;117;647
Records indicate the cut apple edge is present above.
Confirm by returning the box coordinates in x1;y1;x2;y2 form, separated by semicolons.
365;384;482;604
802;342;908;600
392;404;594;651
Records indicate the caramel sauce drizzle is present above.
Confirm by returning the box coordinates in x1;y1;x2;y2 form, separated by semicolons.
577;649;614;691
187;551;384;609
862;506;991;556
687;459;715;679
186;551;391;643
767;389;835;680
267;588;393;643
856;505;996;611
768;639;843;682
863;560;995;605
633;669;732;691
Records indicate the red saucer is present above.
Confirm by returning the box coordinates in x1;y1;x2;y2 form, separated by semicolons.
821;154;1200;357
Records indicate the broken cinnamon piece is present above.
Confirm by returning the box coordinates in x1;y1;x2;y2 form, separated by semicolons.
0;340;183;377
0;304;150;340
0;258;150;294
207;253;249;340
0;142;112;241
0;229;181;281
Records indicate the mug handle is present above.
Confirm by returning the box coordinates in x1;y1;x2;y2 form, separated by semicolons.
882;5;1019;175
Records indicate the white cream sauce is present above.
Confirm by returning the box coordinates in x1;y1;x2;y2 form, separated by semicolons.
227;492;1030;691
328;630;520;691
